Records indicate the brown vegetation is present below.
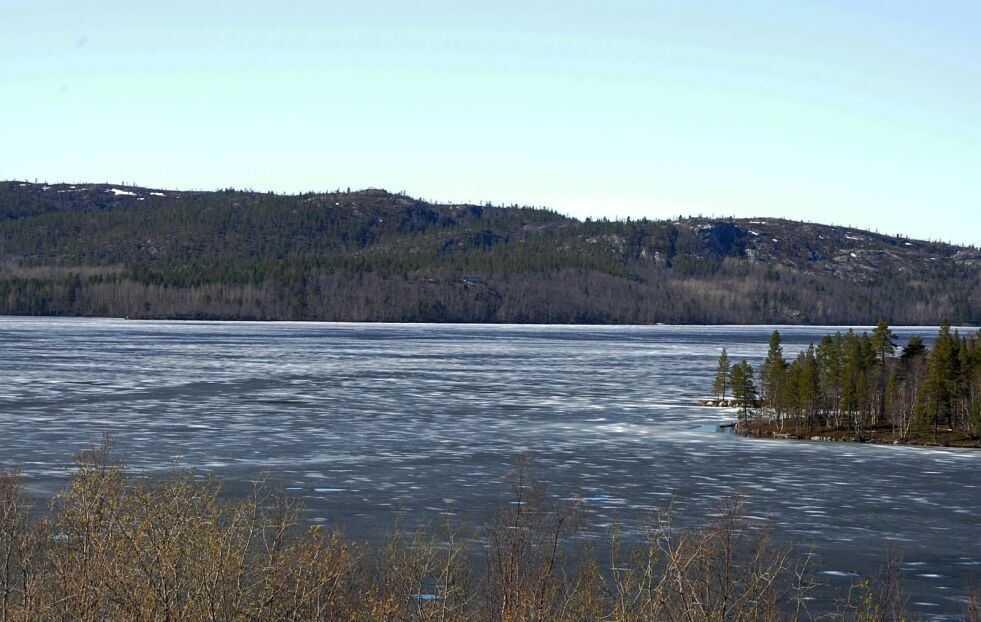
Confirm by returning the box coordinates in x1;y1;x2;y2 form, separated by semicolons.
0;441;966;621
736;417;981;448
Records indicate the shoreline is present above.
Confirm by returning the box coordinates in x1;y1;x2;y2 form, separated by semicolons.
697;399;981;448
1;314;975;330
718;417;981;449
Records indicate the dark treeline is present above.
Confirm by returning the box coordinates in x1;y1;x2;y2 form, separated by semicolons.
713;322;981;445
3;443;979;621
2;182;980;324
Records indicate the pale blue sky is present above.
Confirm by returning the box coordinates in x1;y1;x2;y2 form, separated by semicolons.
2;1;980;244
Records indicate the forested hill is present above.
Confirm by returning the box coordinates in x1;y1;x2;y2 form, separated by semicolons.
1;181;979;324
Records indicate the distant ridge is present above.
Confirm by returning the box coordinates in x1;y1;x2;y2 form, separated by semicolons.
1;181;978;324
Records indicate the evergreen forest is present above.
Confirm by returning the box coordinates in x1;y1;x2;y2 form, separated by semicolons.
713;322;981;446
2;182;980;324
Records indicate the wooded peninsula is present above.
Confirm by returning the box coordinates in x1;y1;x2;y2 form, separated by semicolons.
711;322;981;447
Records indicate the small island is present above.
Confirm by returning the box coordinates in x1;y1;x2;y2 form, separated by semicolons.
707;321;981;448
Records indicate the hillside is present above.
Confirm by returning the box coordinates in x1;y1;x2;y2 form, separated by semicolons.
1;181;978;324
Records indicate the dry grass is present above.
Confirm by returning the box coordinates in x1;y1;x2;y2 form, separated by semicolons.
0;441;949;621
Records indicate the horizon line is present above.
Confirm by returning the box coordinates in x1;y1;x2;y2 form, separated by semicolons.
4;177;976;249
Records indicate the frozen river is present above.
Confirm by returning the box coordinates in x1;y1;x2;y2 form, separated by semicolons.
0;317;978;618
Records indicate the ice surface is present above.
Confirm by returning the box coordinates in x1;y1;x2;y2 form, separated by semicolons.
0;318;974;618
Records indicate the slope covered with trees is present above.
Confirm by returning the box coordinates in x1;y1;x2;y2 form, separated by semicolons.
1;181;979;324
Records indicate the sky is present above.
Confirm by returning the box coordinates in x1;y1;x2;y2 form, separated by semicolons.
2;1;980;245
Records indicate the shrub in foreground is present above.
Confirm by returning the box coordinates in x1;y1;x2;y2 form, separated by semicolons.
0;442;962;621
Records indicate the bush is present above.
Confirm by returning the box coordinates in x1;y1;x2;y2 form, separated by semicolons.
0;441;927;621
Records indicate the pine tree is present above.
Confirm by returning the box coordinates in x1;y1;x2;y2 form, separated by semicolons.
901;335;926;361
919;320;959;442
760;330;786;421
782;357;801;431
867;321;896;427
840;329;867;431
816;333;843;427
796;344;820;433
730;360;758;422
871;320;897;364
713;348;731;401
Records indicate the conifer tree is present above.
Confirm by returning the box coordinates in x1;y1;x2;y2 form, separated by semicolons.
711;323;980;443
920;320;959;440
869;321;897;425
816;333;843;426
901;335;926;361
760;330;786;421
730;360;757;422
840;329;868;430
798;344;820;432
871;320;897;364
713;348;731;401
782;356;801;431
